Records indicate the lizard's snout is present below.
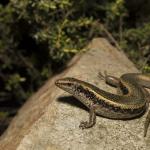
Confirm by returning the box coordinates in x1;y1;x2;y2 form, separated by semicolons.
55;78;64;87
55;77;75;88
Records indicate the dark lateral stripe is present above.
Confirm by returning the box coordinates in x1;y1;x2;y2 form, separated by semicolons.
75;85;146;115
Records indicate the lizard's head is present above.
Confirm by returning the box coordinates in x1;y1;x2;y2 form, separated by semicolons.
55;77;81;94
55;77;97;107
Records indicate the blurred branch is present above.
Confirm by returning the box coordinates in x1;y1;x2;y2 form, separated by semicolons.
140;54;150;72
96;21;122;51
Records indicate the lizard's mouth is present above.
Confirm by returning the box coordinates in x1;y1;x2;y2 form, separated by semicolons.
55;79;62;87
55;77;75;89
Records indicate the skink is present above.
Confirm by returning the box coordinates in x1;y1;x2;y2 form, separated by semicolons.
55;73;150;137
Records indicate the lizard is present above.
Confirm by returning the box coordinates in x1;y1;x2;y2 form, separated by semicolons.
55;72;150;137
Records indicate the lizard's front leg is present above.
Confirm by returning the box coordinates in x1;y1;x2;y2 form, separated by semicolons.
79;104;96;129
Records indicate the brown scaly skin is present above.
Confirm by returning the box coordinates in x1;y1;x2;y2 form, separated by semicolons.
55;73;150;137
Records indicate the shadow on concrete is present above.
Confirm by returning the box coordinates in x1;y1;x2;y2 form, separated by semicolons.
57;96;88;112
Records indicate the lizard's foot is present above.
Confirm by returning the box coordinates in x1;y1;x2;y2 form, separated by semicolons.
79;121;94;129
79;105;96;129
98;71;108;81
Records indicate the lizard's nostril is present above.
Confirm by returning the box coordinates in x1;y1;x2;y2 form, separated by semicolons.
55;80;59;85
55;79;62;87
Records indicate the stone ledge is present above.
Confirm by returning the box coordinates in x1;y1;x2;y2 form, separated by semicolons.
0;38;150;150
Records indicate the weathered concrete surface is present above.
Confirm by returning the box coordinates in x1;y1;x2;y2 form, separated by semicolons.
0;38;150;150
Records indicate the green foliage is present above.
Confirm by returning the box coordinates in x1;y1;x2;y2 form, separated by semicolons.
122;23;150;70
0;0;102;106
105;0;127;21
0;112;9;118
9;0;98;62
5;74;26;91
143;65;150;72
